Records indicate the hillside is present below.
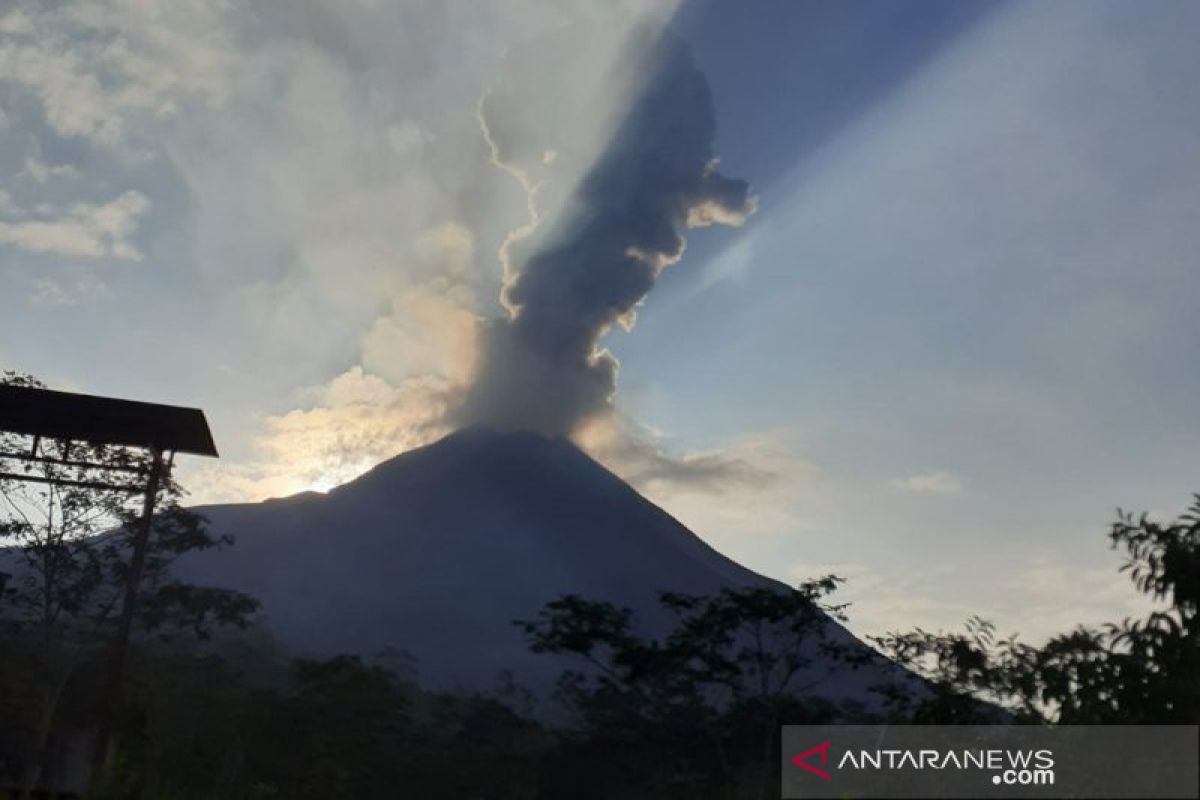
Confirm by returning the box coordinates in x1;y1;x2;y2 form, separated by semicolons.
176;427;896;700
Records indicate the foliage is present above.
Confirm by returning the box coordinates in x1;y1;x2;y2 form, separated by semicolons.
0;372;258;646
0;370;259;793
67;644;548;800
515;578;873;798
872;496;1200;725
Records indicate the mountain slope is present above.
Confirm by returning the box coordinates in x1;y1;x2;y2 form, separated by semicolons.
176;428;894;698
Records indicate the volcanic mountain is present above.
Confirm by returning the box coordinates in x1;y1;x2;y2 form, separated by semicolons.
176;427;899;701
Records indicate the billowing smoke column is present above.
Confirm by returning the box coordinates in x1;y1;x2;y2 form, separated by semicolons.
459;27;755;436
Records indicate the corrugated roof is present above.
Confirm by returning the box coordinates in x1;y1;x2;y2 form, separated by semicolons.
0;385;218;457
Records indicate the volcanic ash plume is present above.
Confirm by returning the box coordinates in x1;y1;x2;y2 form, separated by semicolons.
458;29;756;436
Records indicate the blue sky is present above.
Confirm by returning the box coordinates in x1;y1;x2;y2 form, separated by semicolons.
1;0;1197;640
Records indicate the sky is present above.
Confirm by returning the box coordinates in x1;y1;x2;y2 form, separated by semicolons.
1;0;1197;642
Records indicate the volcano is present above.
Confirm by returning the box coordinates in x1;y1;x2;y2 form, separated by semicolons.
176;427;898;701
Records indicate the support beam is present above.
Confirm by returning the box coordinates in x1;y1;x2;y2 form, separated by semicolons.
0;450;149;474
90;447;166;782
0;471;146;494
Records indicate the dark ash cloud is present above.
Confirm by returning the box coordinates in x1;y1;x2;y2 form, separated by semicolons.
457;26;756;436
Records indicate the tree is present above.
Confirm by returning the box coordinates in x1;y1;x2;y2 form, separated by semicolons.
516;578;870;799
236;656;412;799
872;494;1200;724
0;371;258;794
91;645;549;800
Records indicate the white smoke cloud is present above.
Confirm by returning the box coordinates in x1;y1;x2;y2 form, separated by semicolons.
185;366;456;502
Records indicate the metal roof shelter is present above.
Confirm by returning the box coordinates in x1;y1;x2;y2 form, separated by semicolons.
0;384;218;458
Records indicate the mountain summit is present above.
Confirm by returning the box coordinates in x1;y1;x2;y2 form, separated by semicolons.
177;428;891;697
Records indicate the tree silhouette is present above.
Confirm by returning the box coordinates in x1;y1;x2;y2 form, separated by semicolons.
517;577;872;798
872;495;1200;724
0;371;258;794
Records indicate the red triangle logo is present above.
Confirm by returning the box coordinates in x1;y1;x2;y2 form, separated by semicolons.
791;741;832;780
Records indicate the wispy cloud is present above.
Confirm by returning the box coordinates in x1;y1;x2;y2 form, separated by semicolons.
0;190;149;259
890;470;964;496
0;2;230;146
21;156;80;183
574;415;809;538
28;274;109;306
788;554;1152;643
580;415;784;496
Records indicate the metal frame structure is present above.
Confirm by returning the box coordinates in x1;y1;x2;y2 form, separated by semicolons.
0;438;150;493
0;384;218;788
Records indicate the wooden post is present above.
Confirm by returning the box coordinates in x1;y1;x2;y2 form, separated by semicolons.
89;446;165;789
